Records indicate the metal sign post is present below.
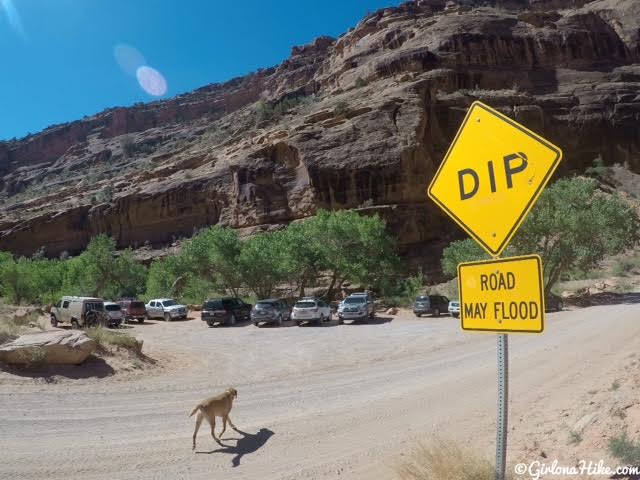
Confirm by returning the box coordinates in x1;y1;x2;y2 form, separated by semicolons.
427;101;562;480
496;333;508;480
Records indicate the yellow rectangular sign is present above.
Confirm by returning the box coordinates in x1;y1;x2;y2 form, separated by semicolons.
457;255;545;333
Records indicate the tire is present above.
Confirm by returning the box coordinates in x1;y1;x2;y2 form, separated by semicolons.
50;315;58;328
433;308;440;317
415;312;421;318
254;322;259;327
295;321;301;326
277;315;283;327
71;319;79;329
229;314;236;326
338;317;344;325
164;312;171;322
137;318;144;324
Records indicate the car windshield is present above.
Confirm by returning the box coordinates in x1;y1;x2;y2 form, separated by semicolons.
416;296;428;302
295;301;316;308
203;300;223;310
162;300;177;307
256;302;276;309
344;297;365;304
105;304;121;311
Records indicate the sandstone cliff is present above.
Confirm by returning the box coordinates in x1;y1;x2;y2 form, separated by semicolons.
0;0;638;260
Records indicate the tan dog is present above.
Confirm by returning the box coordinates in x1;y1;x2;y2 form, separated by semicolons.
189;387;239;450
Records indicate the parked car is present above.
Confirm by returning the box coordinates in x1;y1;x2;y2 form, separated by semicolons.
338;293;375;323
413;295;449;317
545;293;563;312
145;298;187;321
292;298;332;325
251;299;291;327
201;298;252;327
117;299;147;324
448;300;460;318
103;302;124;328
50;296;106;329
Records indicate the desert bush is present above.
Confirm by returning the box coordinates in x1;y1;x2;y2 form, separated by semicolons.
395;438;508;480
86;327;140;352
334;100;348;116
354;77;367;88
609;432;640;465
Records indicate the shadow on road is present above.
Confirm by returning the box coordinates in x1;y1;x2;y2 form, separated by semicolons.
0;355;115;381
197;428;274;467
566;292;640;309
344;315;393;325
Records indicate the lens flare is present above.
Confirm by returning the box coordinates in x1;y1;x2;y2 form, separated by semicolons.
114;44;146;77
0;0;25;38
136;66;168;96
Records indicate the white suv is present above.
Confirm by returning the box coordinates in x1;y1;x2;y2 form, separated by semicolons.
146;298;187;321
292;298;332;326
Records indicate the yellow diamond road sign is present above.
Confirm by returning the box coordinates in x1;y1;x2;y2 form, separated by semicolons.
428;101;562;256
458;255;545;333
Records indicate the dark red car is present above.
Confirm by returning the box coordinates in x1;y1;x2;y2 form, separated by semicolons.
117;299;147;324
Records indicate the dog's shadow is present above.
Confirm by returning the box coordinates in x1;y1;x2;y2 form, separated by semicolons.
196;427;274;467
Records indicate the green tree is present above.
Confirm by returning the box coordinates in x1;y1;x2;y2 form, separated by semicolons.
181;227;244;297
0;254;66;305
441;177;639;293
64;235;147;299
238;231;290;299
304;210;399;299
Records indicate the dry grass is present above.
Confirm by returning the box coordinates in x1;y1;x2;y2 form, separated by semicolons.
85;327;142;353
0;308;42;344
395;438;510;480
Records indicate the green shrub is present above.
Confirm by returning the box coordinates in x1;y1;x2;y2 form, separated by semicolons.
334;101;348;116
354;77;367;88
609;432;640;464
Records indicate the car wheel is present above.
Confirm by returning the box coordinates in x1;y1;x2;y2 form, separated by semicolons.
277;315;283;327
207;320;215;328
415;312;421;318
229;314;236;326
137;318;144;324
71;319;79;330
328;311;332;322
50;315;58;328
164;312;171;322
295;321;301;326
433;308;440;317
254;322;259;327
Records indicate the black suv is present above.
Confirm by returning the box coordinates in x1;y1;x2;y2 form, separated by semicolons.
201;298;252;327
413;295;449;317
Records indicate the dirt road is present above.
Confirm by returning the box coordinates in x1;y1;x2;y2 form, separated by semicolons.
2;301;639;479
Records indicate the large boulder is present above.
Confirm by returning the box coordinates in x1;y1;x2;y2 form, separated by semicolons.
0;330;96;365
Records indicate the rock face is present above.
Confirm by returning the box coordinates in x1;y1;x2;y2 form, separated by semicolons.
0;0;638;261
0;330;96;365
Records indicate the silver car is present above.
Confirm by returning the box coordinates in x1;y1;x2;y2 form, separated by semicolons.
103;302;124;327
251;299;291;327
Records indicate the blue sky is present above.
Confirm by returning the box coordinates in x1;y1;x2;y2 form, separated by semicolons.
0;0;402;141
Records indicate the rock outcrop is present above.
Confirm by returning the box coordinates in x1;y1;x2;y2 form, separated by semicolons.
0;0;638;261
0;330;96;365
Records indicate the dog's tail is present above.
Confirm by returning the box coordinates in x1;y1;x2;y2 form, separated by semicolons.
189;404;202;417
